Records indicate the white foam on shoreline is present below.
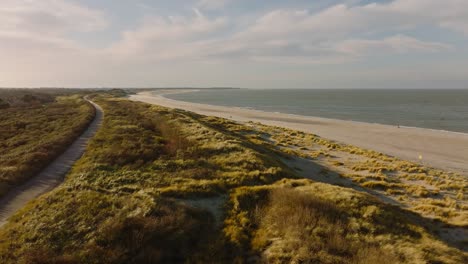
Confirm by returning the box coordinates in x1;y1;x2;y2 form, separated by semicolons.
130;91;468;175
159;90;468;137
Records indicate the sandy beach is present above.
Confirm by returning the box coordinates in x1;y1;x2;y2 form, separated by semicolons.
130;91;468;175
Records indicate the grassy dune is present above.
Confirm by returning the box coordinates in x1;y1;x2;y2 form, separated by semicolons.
0;89;55;108
242;122;468;227
0;92;95;198
0;94;291;263
0;88;91;108
0;93;466;263
225;180;466;263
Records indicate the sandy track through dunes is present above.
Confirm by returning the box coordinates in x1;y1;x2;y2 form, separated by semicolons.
0;98;103;227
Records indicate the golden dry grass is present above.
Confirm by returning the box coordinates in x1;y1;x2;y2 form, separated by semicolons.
0;92;466;263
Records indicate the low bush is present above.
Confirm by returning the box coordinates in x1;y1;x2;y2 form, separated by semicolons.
223;180;467;263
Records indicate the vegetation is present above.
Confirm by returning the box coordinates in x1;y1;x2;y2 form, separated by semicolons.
0;92;465;263
233;121;468;227
224;179;467;263
0;91;95;198
0;88;92;107
0;98;9;109
0;94;291;263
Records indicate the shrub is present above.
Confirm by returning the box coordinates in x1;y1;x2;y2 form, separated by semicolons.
254;187;400;263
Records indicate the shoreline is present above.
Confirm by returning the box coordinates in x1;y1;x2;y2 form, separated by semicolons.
130;91;468;175
162;89;468;136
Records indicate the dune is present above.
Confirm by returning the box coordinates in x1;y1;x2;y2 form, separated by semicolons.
130;90;468;176
0;99;104;227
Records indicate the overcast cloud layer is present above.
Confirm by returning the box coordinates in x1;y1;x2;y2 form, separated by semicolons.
1;0;468;88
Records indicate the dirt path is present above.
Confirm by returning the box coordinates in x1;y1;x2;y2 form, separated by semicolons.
0;98;103;227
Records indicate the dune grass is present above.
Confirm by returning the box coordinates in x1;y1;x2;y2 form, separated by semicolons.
223;179;467;263
0;93;95;198
0;88;92;108
221;121;468;227
0;94;291;263
0;89;54;108
0;93;466;263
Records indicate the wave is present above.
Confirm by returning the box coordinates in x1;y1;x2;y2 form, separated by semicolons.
159;90;468;136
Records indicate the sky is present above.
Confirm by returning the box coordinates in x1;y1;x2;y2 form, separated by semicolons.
1;0;468;89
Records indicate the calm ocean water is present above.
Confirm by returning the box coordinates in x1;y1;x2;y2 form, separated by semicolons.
165;89;468;134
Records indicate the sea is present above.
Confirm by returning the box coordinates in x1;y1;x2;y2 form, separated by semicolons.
164;89;468;134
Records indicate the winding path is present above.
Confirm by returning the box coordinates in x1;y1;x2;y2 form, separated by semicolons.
0;98;103;227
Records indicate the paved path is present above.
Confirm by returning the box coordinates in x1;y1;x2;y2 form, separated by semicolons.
0;98;103;227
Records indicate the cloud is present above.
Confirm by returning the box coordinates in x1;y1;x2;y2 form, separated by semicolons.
0;0;109;87
1;0;467;87
109;9;228;60
385;0;468;34
336;35;452;56
0;0;107;36
0;0;108;62
109;1;463;64
196;0;231;10
235;0;468;41
200;0;466;62
2;0;465;65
